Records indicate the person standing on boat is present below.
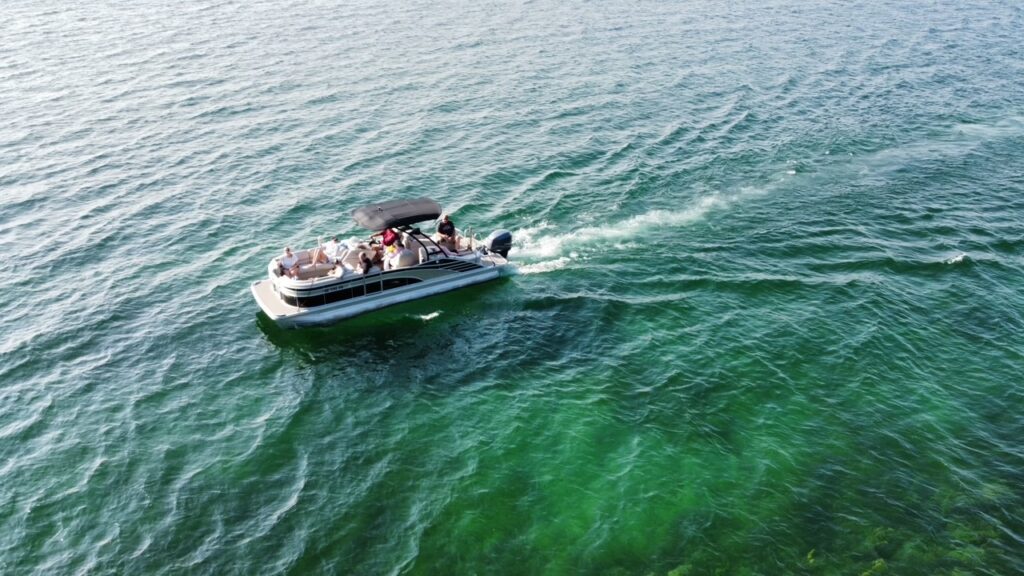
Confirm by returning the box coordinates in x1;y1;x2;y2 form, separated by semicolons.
374;227;398;246
384;228;399;253
371;227;398;250
437;214;457;250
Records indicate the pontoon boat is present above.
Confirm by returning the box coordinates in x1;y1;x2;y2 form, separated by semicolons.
250;198;512;327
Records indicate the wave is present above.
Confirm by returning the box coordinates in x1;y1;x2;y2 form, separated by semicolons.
944;252;968;265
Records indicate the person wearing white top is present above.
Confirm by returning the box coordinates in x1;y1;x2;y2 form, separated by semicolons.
280;247;299;278
307;239;336;268
324;236;347;261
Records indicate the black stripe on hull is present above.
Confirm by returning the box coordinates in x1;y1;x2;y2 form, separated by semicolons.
278;259;488;308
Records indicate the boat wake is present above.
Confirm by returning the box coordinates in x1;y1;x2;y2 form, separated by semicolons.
509;189;757;274
511;256;574;275
944;252;969;265
517;195;726;259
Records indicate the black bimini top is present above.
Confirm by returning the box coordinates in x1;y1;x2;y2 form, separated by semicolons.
351;197;442;230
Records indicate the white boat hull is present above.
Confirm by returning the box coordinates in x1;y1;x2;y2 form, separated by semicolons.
252;265;502;328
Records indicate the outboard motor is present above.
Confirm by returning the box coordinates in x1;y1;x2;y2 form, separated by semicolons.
485;229;513;258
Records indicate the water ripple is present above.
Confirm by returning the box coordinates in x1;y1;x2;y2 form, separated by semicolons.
2;0;1024;574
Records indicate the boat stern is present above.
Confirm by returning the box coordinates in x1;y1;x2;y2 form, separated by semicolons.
251;279;299;325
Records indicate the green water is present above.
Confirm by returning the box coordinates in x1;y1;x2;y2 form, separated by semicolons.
2;1;1023;574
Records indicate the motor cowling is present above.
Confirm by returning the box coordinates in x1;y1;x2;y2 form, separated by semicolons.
485;229;513;258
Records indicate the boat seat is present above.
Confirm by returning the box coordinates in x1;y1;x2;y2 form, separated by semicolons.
294;262;335;280
341;250;380;275
387;248;418;269
344;262;380;275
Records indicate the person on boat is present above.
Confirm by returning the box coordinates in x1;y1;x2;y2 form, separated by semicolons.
436;213;457;250
370;227;400;263
324;236;346;262
280;246;300;278
384;239;400;270
385;239;416;270
372;227;399;248
358;251;373;274
308;245;331;267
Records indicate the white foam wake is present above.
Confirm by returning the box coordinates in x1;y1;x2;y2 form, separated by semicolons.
514;193;727;260
511;257;574;275
508;190;755;273
944;252;968;265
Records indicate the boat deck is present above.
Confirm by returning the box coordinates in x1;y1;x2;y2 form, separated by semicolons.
251;280;298;318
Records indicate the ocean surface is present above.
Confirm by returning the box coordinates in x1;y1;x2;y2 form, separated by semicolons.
2;1;1023;574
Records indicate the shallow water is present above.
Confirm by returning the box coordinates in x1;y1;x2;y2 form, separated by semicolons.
2;1;1023;574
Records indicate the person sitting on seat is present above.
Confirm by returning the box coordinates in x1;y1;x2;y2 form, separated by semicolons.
308;244;330;266
280;246;300;278
384;239;403;270
358;251;373;274
323;236;346;262
387;240;417;269
436;213;457;250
